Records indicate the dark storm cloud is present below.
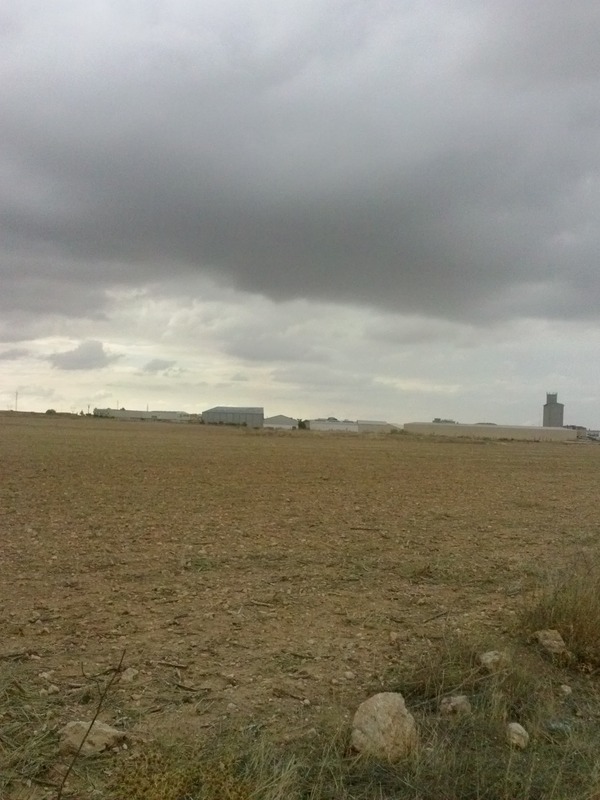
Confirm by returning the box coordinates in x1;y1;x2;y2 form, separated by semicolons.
1;1;599;323
47;340;121;370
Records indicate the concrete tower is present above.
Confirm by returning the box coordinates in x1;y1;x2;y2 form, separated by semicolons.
543;393;564;427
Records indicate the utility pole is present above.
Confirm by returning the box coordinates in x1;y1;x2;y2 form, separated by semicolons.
15;390;18;412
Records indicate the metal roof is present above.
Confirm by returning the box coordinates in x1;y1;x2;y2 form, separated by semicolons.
203;406;264;413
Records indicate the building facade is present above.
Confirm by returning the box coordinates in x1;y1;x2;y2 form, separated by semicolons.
264;415;298;430
201;406;264;427
403;422;576;442
93;408;197;422
307;419;359;432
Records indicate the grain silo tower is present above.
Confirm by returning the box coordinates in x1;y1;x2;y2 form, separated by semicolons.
543;393;564;427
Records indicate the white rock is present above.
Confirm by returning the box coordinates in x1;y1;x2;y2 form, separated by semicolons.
533;629;568;655
559;684;572;696
59;720;125;756
479;650;510;673
506;722;529;749
351;692;418;761
440;695;471;715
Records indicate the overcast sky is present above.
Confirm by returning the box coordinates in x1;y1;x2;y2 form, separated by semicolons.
2;1;600;425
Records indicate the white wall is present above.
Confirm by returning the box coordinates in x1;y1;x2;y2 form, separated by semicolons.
357;420;398;433
403;422;577;441
308;420;358;432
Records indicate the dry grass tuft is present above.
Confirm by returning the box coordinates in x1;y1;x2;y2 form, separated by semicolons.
5;630;600;799
365;634;600;799
0;665;57;796
107;686;600;800
108;728;302;800
521;558;600;668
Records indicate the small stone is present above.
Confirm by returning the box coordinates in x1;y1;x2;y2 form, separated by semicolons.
559;684;572;696
344;670;356;680
544;719;573;738
479;650;510;673
506;722;529;749
302;698;311;706
439;695;471;715
351;692;418;761
120;667;139;683
389;631;400;644
59;720;125;756
533;629;568;655
47;684;60;695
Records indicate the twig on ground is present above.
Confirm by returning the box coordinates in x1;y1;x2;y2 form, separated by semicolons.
56;649;126;800
422;610;450;624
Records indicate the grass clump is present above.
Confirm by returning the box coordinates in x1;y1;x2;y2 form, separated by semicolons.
108;711;600;800
0;665;57;796
521;557;600;667
107;640;600;800
109;728;302;800
7;628;600;799
364;634;600;799
108;634;600;798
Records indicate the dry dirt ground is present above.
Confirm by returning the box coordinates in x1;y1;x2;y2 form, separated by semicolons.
1;414;600;794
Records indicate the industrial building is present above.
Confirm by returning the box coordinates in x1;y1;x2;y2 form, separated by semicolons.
357;420;400;434
306;419;398;433
201;406;264;427
543;393;564;427
403;422;577;442
264;415;298;430
93;408;198;422
307;419;359;432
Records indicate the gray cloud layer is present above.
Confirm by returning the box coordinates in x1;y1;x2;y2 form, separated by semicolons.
0;347;29;361
2;1;599;326
142;358;177;373
47;340;120;370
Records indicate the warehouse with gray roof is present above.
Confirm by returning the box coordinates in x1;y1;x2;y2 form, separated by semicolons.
202;406;264;427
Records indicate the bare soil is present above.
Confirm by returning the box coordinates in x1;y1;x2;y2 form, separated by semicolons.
1;414;599;791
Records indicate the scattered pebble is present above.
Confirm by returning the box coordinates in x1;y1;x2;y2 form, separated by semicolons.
479;650;510;673
440;695;471;715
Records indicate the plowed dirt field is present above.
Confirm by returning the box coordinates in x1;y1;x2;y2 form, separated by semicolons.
1;415;599;763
